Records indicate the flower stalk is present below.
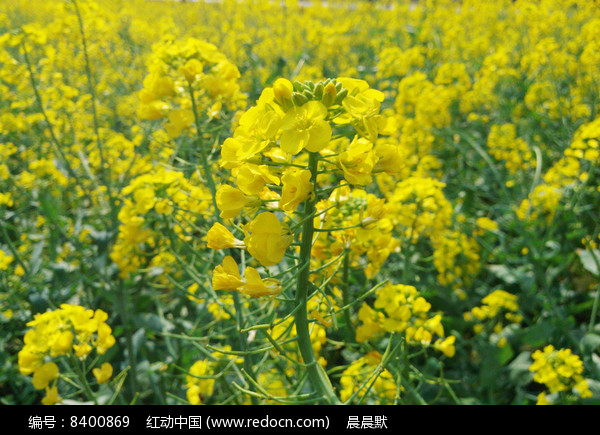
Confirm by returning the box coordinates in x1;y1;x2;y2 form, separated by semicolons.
294;152;341;404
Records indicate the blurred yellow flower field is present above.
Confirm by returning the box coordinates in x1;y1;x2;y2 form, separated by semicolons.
1;0;600;405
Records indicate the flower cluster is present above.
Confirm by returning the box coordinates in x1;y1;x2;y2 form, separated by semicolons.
312;186;397;280
464;290;522;347
529;345;592;404
339;351;397;404
487;124;535;175
110;167;212;278
18;304;116;405
207;77;399;298
356;283;456;357
186;359;215;405
139;37;245;137
517;117;600;221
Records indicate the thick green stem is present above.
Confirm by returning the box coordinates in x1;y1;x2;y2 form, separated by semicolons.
294;152;341;405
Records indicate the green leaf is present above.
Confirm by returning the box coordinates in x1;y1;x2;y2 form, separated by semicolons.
29;241;44;275
522;323;555;347
581;333;600;354
496;344;514;365
137;313;175;333
578;249;600;276
132;328;146;360
507;351;533;386
487;265;517;285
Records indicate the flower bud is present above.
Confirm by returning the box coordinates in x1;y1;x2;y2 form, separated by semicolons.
314;82;324;99
292;92;309;106
333;88;349;105
293;80;306;92
273;78;294;111
321;82;337;106
179;58;204;82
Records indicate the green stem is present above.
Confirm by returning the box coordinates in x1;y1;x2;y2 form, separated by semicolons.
0;222;28;275
187;84;259;399
587;247;600;331
117;279;138;399
232;292;259;405
72;0;114;209
69;354;97;404
188;82;219;218
294;152;340;405
21;39;93;206
341;250;355;341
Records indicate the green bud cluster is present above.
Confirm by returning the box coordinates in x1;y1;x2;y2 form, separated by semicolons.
290;79;348;107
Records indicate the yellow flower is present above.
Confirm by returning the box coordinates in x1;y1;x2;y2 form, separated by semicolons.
280;168;313;212
433;336;456;358
536;392;550;405
575;378;593;398
338;136;377;185
32;362;59;390
239;267;283;297
216;185;257;219
50;330;73;357
0;249;14;270
92;362;113;384
212;256;245;291
476;217;499;233
41;386;62;406
273;78;293;110
206;223;245;250
234;164;280;196
243;212;292;266
186;360;215;405
139;100;169;121
142;71;176;99
96;323;116;355
179;58;204;82
374;142;404;174
165;109;194;139
341;90;384;142
279;101;331;154
355;304;384;343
